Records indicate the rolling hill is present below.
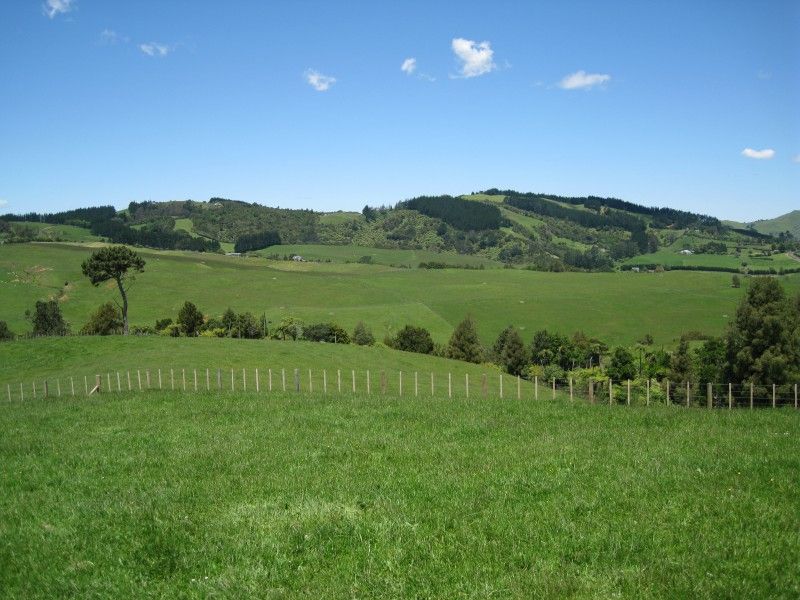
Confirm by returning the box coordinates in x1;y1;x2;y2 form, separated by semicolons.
724;209;800;240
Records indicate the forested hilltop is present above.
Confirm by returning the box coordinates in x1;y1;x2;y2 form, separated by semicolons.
3;191;798;273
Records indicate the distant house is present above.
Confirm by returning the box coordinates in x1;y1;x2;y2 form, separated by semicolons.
631;266;640;273
679;249;694;255
291;255;305;262
226;252;242;257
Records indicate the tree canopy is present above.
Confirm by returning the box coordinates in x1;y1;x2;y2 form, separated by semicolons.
81;246;145;335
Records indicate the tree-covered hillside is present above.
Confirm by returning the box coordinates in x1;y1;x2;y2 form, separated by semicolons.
3;191;797;273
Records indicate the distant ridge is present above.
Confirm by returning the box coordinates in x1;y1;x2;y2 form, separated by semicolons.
724;210;800;240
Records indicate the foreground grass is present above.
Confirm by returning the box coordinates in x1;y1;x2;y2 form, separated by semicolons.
1;394;798;598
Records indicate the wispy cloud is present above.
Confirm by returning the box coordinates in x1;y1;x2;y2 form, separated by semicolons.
741;148;775;160
792;154;800;164
0;199;7;207
305;69;336;91
100;29;128;44
451;38;496;78
43;0;74;19
139;42;170;57
558;70;611;90
757;70;772;80
401;58;417;75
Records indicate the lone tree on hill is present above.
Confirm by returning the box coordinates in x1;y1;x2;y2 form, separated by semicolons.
81;246;145;335
447;316;483;364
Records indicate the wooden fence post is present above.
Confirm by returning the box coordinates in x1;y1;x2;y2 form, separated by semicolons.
217;368;221;390
256;368;260;392
269;368;273;392
85;375;89;395
146;369;151;389
194;369;198;392
399;371;403;396
552;378;556;400
106;373;111;393
126;371;131;391
380;371;387;394
686;381;690;407
646;379;650;406
430;372;434;396
337;370;342;394
482;373;488;397
116;372;121;392
7;384;10;402
71;376;75;397
448;373;452;398
499;375;503;399
707;382;712;410
242;368;246;392
230;368;234;391
205;368;209;391
323;370;327;394
609;379;613;405
589;379;594;404
415;372;418;397
294;369;300;392
627;380;631;406
367;370;371;395
772;384;776;409
750;382;754;410
666;379;670;404
308;369;312;393
352;370;356;393
159;368;162;390
569;377;573;402
281;369;285;392
465;373;469;398
534;376;538;400
137;370;142;391
43;381;48;398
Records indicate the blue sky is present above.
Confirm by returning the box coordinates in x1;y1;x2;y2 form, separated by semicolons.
1;0;797;221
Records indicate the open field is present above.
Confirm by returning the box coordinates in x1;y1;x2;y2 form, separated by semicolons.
256;243;502;268
0;336;503;395
2;243;799;346
623;249;798;271
1;391;798;597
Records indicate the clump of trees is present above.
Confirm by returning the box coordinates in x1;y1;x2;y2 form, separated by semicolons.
386;325;434;354
0;320;15;341
234;230;281;253
26;300;69;337
81;302;123;335
401;195;502;231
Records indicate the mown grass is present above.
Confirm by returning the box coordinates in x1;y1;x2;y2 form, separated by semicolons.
3;243;799;346
0;392;797;598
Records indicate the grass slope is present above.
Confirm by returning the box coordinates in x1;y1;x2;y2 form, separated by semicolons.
3;243;799;346
0;336;504;396
1;393;797;597
257;244;502;268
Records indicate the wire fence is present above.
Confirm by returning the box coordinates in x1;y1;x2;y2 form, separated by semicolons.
2;369;799;410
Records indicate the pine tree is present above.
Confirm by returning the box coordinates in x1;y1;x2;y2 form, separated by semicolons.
447;316;483;364
500;327;529;376
670;339;692;383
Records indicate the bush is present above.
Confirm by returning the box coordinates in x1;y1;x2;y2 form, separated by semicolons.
352;322;375;346
0;320;15;341
304;322;350;344
155;317;173;331
81;302;123;335
447;316;483;363
386;325;434;354
27;300;68;337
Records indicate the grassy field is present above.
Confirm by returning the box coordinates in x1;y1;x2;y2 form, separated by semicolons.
1;391;798;597
3;243;800;347
0;223;101;243
623;249;798;271
256;244;502;268
0;336;505;396
174;218;235;252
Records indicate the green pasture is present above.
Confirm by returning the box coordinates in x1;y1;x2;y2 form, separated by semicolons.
2;243;799;346
0;223;100;243
1;390;798;597
623;249;798;271
318;211;363;225
257;244;501;268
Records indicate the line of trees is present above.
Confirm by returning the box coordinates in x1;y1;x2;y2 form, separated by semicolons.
233;230;281;253
90;220;220;252
400;195;502;231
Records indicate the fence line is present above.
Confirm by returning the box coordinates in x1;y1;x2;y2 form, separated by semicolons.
2;370;799;411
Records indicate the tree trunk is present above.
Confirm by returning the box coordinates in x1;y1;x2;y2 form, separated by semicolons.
117;278;129;335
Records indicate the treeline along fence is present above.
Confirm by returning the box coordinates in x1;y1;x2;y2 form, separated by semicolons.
4;367;799;410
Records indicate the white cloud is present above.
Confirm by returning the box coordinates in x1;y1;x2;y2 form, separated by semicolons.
100;29;128;44
0;199;7;207
741;148;775;160
139;42;170;57
451;38;496;78
558;70;611;90
792;154;800;164
305;69;336;91
43;0;73;19
401;58;417;75
757;70;772;80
